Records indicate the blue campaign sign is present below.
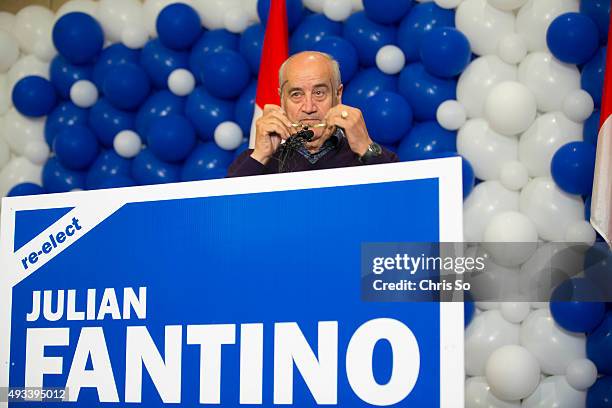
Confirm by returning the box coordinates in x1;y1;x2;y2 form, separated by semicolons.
0;159;463;407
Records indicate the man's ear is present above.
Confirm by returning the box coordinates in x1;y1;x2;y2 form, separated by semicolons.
337;84;343;104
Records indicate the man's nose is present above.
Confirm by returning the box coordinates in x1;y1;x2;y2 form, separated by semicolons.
302;95;317;115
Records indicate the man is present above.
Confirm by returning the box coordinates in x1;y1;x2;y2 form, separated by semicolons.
227;51;398;177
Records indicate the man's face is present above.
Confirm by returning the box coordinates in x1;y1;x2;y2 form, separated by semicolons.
280;55;342;143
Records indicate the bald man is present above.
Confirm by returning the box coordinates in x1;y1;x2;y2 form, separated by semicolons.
227;51;398;177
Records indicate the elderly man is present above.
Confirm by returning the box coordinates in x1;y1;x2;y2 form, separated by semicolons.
227;51;398;176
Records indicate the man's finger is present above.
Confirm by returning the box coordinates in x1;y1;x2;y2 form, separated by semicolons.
263;104;282;114
267;111;294;129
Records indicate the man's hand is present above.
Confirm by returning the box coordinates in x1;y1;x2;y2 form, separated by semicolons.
251;104;294;165
324;104;373;157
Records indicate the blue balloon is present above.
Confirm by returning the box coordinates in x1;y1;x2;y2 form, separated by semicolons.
49;55;93;99
585;195;592;221
53;125;100;170
551;141;596;195
464;300;475;327
550;278;606;332
42;157;86;193
363;0;412;24
343;12;396;67
181;142;233;181
199;50;250;100
399;63;456;121
342;68;398;111
581;0;611;43
140;39;189;88
313;36;359;82
88;98;136;147
428;151;475;198
156;3;201;50
585;110;600;145
185;87;235;141
258;0;304;31
587;376;612;408
7;183;45;197
239;24;265;74
93;44;140;89
584;244;612;300
420;27;471;78
587;311;612;375
86;150;132;190
103;63;151;111
547;13;599;64
398;2;455;62
147;115;196;163
44;101;88;147
12;76;57;117
363;92;413;144
131;148;180;185
290;13;342;54
234;81;257;136
582;46;605;107
97;176;136;189
397;121;456;161
135;90;185;140
233;140;250;159
52;12;104;64
189;29;239;80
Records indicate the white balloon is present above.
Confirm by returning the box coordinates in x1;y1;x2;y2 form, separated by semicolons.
70;80;99;108
484;81;537;136
464;181;519;242
455;0;515;57
516;0;579;52
56;0;99;19
323;0;354;22
121;25;149;49
192;0;241;30
0;136;10;170
563;89;594;123
435;0;463;9
97;0;144;42
32;36;57;62
466;310;520;376
0;157;42;197
518;112;582;178
3;108;45;155
0;30;19;73
168;69;196;96
13;5;54;55
457;119;518;180
458;55;517;119
0;12;16;32
487;0;527;11
469;255;521;303
244;0;260;22
214;121;243;150
485;345;540;401
520;178;584;241
224;7;250;33
352;0;364;11
520;308;585;375
114;130;142;158
565;220;596;246
500;302;531;324
522;375;586;408
497;34;527;65
518;52;581;113
376;45;406;75
304;0;326;12
23;140;50;165
483;211;538;267
142;0;194;37
466;376;521;408
7;55;49;93
0;73;9;115
476;302;500;310
500;161;528;191
437;100;466;130
565;359;597;391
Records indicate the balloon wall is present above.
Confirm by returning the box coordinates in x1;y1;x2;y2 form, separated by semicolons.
0;0;611;406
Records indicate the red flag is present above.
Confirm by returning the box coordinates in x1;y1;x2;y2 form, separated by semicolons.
591;12;612;246
249;0;289;148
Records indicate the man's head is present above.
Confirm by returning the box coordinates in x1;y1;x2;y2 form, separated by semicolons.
278;51;343;143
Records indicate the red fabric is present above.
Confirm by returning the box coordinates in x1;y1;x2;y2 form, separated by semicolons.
255;0;289;109
599;12;612;127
